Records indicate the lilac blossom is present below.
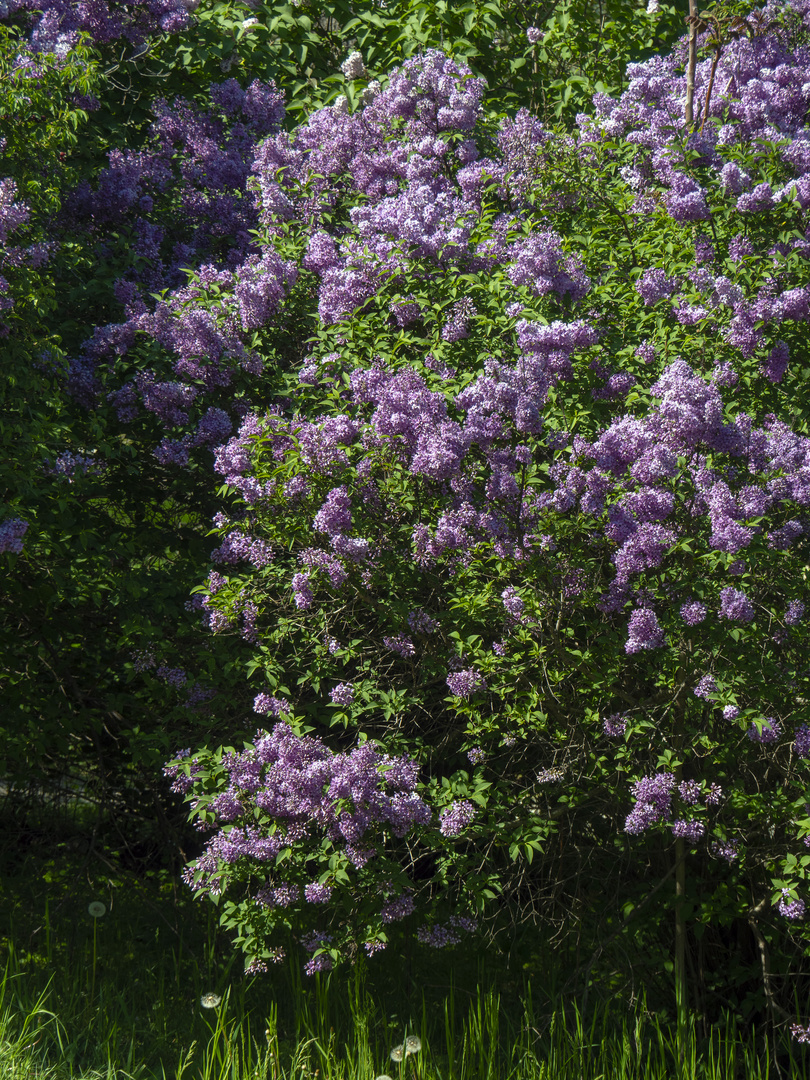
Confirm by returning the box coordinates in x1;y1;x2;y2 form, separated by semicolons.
795;726;810;758
304;882;333;904
693;675;717;700
777;890;805;920
624;773;675;834
718;587;755;623
439;800;476;836
603;713;627;737
178;724;431;902
0;516;28;554
680;602;707;625
501;586;524;619
747;717;780;743
625;608;665;653
381;895;415;922
329;683;355;706
253;694;289;716
785;600;805;625
678;780;700;806
383;634;416;658
704;784;723;806
671;819;705;842
446;668;486;698
710;840;739;863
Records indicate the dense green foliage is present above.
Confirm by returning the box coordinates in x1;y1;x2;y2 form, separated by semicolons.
7;0;810;1070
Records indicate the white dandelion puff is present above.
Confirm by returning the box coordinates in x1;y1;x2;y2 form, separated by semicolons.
87;901;106;918
200;992;222;1009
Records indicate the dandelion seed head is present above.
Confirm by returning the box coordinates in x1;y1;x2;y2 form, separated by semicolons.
200;992;222;1009
87;901;106;918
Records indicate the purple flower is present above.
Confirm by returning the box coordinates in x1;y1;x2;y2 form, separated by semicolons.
625;608;665;653
636;267;678;306
253;693;289;716
304;954;333;975
439;800;476;836
624;772;675;834
762;341;789;383
747;717;780;743
671;819;705;842
777;890;805;920
446;668;486;698
603;713;627;737
501;586;524;619
693;675;717;700
710;839;739;863
785;601;805;626
292;571;314;610
381;895;415;922
704;783;723;806
0;516;28;555
680;602;707;626
526;27;543;44
408;609;438;634
719;587;755;623
330;683;355;706
467;747;485;765
678;780;700;806
314;486;353;538
383;634;416;658
304;882;333;904
795;726;810;758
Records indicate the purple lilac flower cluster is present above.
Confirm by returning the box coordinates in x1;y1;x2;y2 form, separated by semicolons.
439;799;476;836
747;718;781;744
446;669;486;699
416;915;477;947
777;890;805;920
380;894;415;922
602;713;627;737
1;0;198;50
0;515;28;554
177;723;431;899
693;675;717;700
624;773;675;834
671;819;705;842
710;840;739;863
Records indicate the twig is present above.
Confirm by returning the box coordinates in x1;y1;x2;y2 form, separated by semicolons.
700;44;723;133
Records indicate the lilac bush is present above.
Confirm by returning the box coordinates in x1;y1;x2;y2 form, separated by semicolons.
157;6;810;1012
5;0;810;1034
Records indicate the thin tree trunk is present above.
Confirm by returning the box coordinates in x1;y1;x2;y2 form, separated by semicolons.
685;0;698;128
675;836;687;1073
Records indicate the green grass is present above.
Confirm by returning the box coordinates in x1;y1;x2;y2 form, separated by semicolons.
0;802;805;1080
0;959;795;1080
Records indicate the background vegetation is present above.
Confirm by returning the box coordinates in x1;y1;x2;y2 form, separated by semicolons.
4;0;810;1075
